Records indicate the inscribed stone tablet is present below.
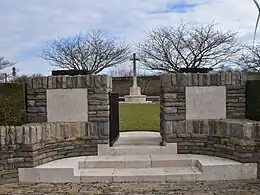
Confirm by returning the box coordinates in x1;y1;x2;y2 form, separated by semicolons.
47;89;88;122
185;86;226;120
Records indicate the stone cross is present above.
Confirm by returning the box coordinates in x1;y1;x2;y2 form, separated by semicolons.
253;0;260;46
130;53;140;87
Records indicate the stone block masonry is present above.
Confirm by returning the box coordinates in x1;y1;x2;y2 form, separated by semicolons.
26;75;112;123
160;72;247;123
25;75;112;161
160;72;247;139
0;74;112;184
0;122;103;184
162;119;260;178
26;75;112;146
160;72;260;178
163;119;258;158
1;72;260;184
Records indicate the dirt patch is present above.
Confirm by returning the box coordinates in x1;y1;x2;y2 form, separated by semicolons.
0;180;260;195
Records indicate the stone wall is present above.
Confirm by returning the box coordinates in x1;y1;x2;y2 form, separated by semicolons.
112;76;160;96
160;72;260;178
26;75;112;124
160;73;247;122
0;122;102;184
162;119;260;177
0;74;112;184
23;73;260;100
112;72;260;97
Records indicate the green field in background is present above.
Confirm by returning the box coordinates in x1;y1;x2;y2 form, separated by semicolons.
119;103;160;131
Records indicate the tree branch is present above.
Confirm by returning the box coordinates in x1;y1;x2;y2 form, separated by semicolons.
41;30;130;74
138;22;240;72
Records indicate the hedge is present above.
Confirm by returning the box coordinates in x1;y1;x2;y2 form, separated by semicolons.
0;83;27;126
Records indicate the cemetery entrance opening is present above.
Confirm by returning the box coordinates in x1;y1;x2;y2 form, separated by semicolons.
109;92;120;147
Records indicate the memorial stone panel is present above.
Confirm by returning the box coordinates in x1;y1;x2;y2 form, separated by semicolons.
47;89;88;122
186;86;226;120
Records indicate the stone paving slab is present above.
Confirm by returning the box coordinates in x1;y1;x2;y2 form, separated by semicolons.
79;154;248;169
19;154;258;183
98;143;177;155
124;155;151;168
114;131;161;146
79;155;125;168
0;180;260;195
80;168;114;183
79;154;195;168
79;167;200;183
18;168;79;183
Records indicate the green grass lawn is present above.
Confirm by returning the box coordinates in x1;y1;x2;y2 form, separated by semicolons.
119;103;160;132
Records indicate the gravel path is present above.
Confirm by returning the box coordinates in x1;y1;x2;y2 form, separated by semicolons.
0;180;260;195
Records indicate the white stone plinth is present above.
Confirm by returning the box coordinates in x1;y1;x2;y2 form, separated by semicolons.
123;86;152;104
124;95;149;103
130;86;141;95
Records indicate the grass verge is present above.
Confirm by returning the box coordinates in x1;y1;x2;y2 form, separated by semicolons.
119;103;160;132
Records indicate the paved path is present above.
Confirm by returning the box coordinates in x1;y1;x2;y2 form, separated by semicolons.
0;180;260;195
114;131;161;146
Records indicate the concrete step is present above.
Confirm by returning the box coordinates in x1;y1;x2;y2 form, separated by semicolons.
78;154;195;169
98;143;177;155
80;166;201;183
18;166;201;183
114;131;162;146
18;155;258;183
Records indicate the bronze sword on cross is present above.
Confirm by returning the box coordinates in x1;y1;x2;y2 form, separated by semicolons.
130;53;140;87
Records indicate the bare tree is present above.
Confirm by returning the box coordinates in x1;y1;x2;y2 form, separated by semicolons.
236;44;260;72
108;66;133;77
13;75;28;83
108;65;153;77
0;57;15;71
137;23;240;73
41;30;130;74
14;73;44;83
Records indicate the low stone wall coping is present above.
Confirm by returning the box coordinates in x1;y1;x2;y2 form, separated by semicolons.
0;122;101;146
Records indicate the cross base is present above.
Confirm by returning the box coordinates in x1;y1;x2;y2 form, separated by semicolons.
122;95;152;104
129;86;141;96
123;87;152;104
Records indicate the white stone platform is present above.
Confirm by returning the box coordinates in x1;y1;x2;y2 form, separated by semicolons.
98;131;168;155
114;131;162;146
18;132;258;183
18;154;257;183
98;144;177;155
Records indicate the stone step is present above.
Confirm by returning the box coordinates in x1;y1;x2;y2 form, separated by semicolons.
18;155;258;183
98;143;177;155
80;166;201;183
18;166;201;183
113;131;162;146
78;154;195;169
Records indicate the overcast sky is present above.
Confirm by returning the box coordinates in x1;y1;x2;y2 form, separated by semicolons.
0;0;258;75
